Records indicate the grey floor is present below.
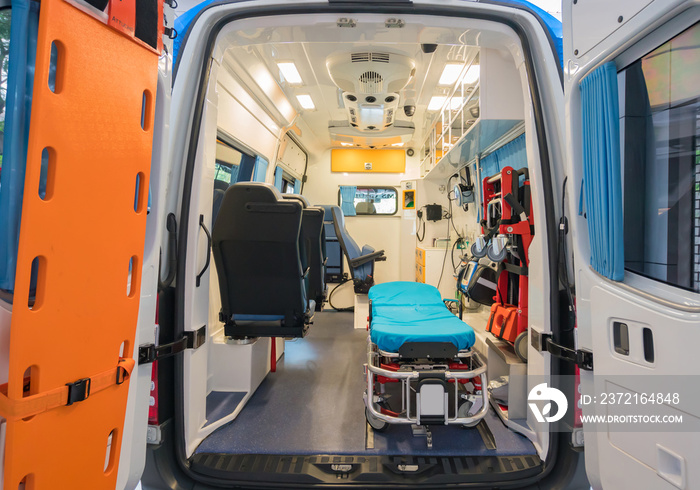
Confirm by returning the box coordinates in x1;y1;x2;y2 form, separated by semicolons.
195;310;536;456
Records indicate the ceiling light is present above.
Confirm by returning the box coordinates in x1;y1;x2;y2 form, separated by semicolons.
391;142;404;147
296;94;315;110
450;98;464;110
428;96;446;111
462;64;480;84
340;142;353;147
439;63;463;86
277;62;303;85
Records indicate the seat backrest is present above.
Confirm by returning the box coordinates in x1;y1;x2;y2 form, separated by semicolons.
355;201;376;214
320;205;337;239
212;182;307;321
331;205;375;283
283;195;326;303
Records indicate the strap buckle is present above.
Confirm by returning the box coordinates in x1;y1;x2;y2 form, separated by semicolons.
66;377;91;406
116;359;130;385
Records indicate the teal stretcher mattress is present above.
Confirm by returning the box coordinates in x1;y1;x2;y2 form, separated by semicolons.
368;282;475;353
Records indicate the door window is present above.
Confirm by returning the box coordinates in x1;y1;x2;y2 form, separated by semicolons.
619;21;700;293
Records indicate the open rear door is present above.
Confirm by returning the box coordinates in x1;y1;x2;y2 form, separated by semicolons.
0;0;164;487
563;1;700;489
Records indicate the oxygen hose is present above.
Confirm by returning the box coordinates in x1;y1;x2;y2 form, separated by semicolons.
328;277;354;311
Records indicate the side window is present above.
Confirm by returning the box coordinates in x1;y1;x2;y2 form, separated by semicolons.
0;9;12;178
215;137;244;186
338;186;398;216
619;21;700;293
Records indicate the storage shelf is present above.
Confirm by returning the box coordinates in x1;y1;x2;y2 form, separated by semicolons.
424;119;523;181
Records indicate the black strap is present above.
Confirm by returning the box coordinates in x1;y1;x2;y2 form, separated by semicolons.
503;193;529;222
504;262;528;276
487;308;497;334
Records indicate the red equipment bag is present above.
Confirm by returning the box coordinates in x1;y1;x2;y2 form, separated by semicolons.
486;303;519;342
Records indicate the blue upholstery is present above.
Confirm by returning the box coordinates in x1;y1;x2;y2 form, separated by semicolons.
369;282;475;353
331;206;373;281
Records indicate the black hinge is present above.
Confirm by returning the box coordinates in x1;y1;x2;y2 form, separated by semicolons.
138;325;206;365
531;331;593;371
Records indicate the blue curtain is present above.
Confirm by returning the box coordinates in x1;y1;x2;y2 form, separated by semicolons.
229;164;240;184
480;133;527;179
293;178;301;194
339;186;357;217
0;0;39;293
273;166;283;191
580;62;624;281
252;156;268;183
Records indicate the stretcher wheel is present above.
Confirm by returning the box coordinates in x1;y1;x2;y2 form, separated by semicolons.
365;407;388;432
514;331;528;363
471;242;487;258
486;245;508;263
458;400;481;428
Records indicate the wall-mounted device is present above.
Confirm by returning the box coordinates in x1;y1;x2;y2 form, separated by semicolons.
425;204;443;221
454;166;475;210
454;182;475;207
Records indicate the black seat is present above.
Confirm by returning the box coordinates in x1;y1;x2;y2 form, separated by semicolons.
330;206;386;294
282;194;327;310
320;205;344;282
212;179;229;225
212;182;313;338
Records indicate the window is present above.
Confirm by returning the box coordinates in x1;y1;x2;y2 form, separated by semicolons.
619;21;700;293
282;176;296;194
0;9;11;174
338;186;398;215
215;138;244;186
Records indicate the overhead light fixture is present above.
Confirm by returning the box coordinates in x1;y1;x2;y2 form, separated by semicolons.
462;64;480;84
450;97;464;111
296;94;315;110
439;63;463;86
340;142;353;147
428;96;446;111
277;62;303;85
391;142;404;147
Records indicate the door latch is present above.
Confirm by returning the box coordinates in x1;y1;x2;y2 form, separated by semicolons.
138;325;206;365
531;331;593;371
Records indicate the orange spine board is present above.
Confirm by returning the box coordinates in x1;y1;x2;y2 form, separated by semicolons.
3;0;158;487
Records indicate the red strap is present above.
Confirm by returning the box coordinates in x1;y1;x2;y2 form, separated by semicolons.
270;338;277;373
0;358;135;421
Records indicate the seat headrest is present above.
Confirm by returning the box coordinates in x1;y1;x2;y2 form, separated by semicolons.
282;194;310;208
227;181;284;202
214;179;229;192
355;202;376;214
321;205;335;222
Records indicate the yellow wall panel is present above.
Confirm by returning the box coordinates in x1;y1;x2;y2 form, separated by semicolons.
331;149;406;173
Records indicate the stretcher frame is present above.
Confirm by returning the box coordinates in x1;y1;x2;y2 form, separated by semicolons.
364;338;489;427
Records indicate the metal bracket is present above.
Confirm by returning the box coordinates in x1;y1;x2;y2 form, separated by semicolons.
532;331;593;371
138;325;206;365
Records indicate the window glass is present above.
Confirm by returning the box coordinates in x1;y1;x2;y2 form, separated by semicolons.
619;21;700;293
215;138;243;185
0;9;11;174
282;178;295;194
214;161;233;184
339;187;397;215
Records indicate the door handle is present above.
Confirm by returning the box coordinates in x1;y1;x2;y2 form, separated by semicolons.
196;214;211;287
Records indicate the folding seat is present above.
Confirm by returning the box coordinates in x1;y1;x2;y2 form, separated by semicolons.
330;206;385;294
282;194;327;310
212;183;313;338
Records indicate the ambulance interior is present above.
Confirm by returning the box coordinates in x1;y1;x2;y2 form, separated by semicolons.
166;11;564;484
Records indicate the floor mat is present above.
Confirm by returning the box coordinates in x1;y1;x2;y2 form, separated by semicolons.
195;310;536;457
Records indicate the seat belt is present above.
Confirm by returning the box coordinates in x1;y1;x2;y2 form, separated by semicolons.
0;358;135;421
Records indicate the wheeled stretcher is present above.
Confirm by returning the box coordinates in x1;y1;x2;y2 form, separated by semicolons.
364;282;488;436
